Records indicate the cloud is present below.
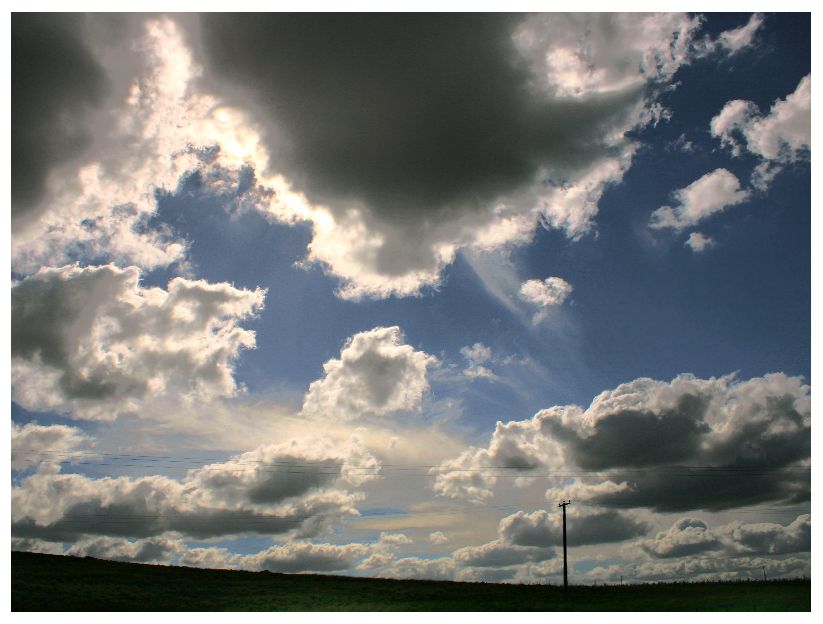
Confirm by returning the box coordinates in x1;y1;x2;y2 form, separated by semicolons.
460;343;496;379
432;414;562;503
367;555;458;581
640;518;722;558
519;277;573;323
357;506;636;580
180;540;382;574
649;169;749;232
589;554;810;583
514;13;700;97
11;17;295;275
243;542;370;573
378;532;413;546
11;422;91;471
722;514;810;556
666;133;696;154
437;372;809;511
65;536;182;563
11;538;65;555
452;540;554;568
716;13;764;54
186;14;702;299
694;13;764;58
717;13;764;54
711;75;810;190
685;232;715;253
12;436;376;542
638;514;810;561
12;535;373;575
178;546;240;570
11;264;265;421
499;508;649;548
12;14;712;300
301;326;437;421
11;14;109;219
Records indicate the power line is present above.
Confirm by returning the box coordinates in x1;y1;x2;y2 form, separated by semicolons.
10;449;811;477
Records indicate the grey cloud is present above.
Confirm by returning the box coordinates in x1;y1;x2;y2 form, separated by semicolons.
11;483;348;543
499;509;649;548
640;518;722;559
440;373;809;512
579;467;809;513
452;540;554;568
12;438;375;542
592;554;810;583
11;422;90;471
245;542;369;574
578;396;810;512
65;536;181;563
372;556;457;581
198;14;642;230
724;514;810;556
640;514;811;560
12;14;109;218
11;264;265;420
542;394;711;470
11;538;65;555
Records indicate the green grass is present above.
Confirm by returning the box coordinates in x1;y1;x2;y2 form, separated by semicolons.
11;551;810;611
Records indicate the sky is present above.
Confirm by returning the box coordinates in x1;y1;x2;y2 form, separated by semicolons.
7;10;812;587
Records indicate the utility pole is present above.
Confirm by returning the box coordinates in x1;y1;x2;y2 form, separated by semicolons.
558;500;571;597
762;566;767;582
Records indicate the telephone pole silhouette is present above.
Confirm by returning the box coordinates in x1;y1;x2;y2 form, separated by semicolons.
558;500;571;596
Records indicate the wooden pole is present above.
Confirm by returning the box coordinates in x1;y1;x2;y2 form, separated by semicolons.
558;500;571;596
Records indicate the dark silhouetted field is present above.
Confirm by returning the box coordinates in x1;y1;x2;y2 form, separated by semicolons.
11;551;810;611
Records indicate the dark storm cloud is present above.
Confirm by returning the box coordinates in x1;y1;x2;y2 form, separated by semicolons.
11;494;325;542
542;382;810;512
587;465;810;513
439;373;810;512
12;13;109;217
542;394;711;470
500;509;649;548
11;439;375;543
564;510;650;546
574;394;811;512
198;14;641;225
452;540;555;568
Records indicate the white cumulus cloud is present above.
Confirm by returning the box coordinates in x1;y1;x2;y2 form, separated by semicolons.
11;422;91;471
711;75;810;190
437;372;810;511
11;264;265;421
519;277;573;323
649;168;749;231
685;231;715;253
301;326;437;421
12;436;377;543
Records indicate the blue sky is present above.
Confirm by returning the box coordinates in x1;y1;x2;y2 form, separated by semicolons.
9;11;811;584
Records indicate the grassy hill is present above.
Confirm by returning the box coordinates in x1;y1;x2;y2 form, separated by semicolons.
11;551;810;611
